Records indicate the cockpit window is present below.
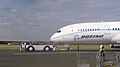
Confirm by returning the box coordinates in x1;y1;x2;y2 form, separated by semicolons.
56;30;61;33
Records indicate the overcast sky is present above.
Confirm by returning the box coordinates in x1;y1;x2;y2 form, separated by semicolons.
0;0;120;41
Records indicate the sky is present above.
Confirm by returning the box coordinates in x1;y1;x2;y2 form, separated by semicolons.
0;0;120;41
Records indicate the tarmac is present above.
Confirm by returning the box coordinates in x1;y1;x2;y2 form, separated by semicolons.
0;50;120;67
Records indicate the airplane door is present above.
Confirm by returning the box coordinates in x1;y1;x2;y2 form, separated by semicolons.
73;33;81;41
103;25;111;43
104;25;110;35
72;27;80;41
73;27;80;41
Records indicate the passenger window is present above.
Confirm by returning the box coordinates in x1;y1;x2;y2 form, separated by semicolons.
81;29;82;31
118;28;120;30
88;29;89;31
90;29;92;31
83;29;84;31
113;28;114;30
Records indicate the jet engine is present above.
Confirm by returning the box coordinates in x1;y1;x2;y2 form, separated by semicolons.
110;44;120;48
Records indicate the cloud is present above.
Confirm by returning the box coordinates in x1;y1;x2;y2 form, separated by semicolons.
0;0;120;40
0;22;12;26
26;23;38;26
42;0;72;7
11;9;17;13
83;0;108;8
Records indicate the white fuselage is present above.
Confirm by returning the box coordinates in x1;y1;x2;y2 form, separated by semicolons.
50;21;120;45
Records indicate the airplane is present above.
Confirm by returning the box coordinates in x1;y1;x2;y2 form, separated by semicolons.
50;21;120;48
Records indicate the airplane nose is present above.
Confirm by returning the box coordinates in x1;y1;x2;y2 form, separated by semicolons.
50;36;54;41
50;34;56;41
50;34;62;42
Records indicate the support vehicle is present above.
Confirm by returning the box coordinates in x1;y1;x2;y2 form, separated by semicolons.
21;42;56;52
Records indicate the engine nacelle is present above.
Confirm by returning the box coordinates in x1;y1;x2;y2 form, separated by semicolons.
110;44;120;48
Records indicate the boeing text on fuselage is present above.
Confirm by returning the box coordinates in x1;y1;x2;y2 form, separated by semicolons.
80;35;104;39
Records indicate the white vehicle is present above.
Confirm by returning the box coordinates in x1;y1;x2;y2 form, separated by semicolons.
21;42;55;52
50;21;120;48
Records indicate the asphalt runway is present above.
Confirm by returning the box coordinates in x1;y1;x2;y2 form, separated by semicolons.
0;51;120;67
